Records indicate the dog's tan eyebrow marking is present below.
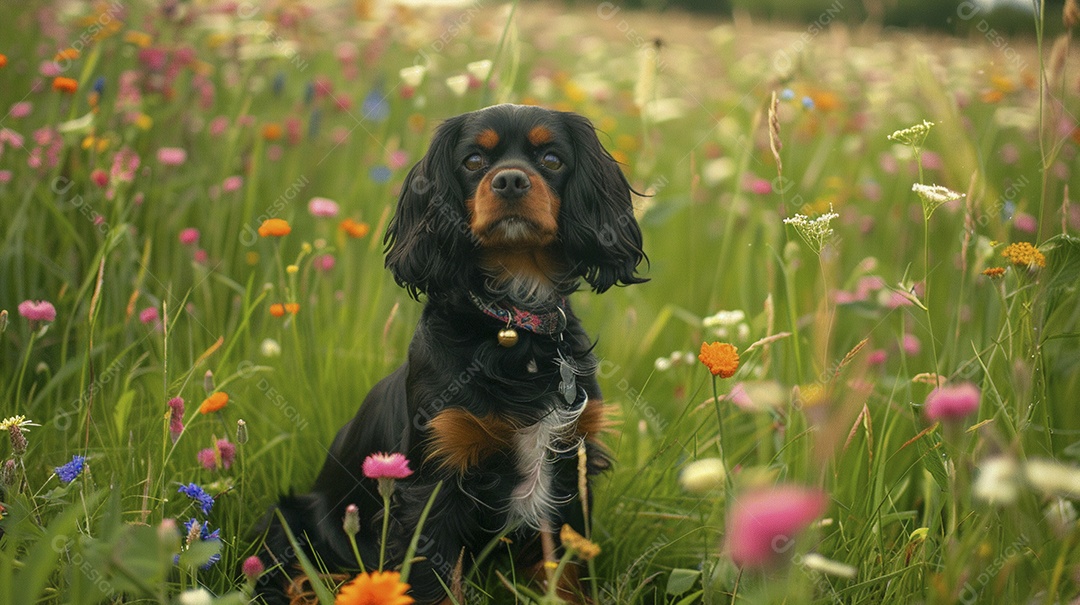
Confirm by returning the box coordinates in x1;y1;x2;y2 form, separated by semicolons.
528;126;554;146
476;128;500;149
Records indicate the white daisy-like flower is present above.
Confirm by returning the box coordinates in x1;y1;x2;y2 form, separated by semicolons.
398;65;427;88
445;75;470;97
973;455;1020;506
1025;458;1080;499
465;59;493;81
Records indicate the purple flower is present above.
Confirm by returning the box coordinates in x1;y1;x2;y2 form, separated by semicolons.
56;455;86;483
18;300;56;322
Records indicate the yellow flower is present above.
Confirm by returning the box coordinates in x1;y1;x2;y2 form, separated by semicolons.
124;31;153;48
560;524;601;561
334;571;414;605
1001;242;1046;269
982;267;1006;279
258;218;291;238
199;392;229;414
698;342;739;378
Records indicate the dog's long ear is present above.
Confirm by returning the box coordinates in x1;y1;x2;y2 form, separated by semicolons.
384;115;474;299
559;112;648;293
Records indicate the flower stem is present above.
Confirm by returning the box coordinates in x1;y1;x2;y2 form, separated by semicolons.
379;491;391;571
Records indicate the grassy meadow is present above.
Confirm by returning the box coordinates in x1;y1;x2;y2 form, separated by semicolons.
2;1;1080;603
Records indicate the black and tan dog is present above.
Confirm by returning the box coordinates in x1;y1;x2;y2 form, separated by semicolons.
257;104;646;604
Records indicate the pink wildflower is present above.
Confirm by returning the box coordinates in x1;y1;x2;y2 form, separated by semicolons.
314;254;336;272
91;169;108;188
110;147;141;183
179;228;200;246
745;177;773;195
726;485;828;568
362;452;413;480
39;60;62;77
167;397;184;442
388;150;409;170
867;349;887;366
924;382;981;423
222;175;243;192
198;438;237;470
138;307;159;324
308;197;340;218
9;102;32;119
18;299;56;322
902;333;921;356
208;116;229;137
266;145;283;162
193;249;209;265
0;170;11;183
1014;212;1037;234
156;147;187;166
242;556;264;581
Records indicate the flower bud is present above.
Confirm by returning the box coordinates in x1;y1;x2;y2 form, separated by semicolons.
343;503;360;537
203;370;215;395
236;419;248;445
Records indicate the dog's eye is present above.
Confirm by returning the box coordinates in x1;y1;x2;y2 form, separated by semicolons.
463;154;485;171
539;152;563;171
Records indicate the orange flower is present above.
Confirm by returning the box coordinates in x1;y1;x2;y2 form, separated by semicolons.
269;304;286;317
54;48;80;62
258;218;291;237
699;342;739;378
982;267;1006;279
0;54;7;69
199;392;229;414
340;218;370;238
53;77;78;94
1001;242;1046;268
284;302;300;315
262;122;283;141
335;571;414;605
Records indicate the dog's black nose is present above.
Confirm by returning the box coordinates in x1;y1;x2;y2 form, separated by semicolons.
491;169;531;199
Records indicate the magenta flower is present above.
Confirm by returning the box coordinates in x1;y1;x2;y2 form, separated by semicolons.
726;485;827;568
901;333;921;356
156;147;187;166
197;439;237;470
91;169;108;188
18;300;56;323
208;116;229;137
362;452;413;480
241;556;264;581
0;170;12;183
179;228;200;246
924;382;980;423
744;177;773;195
388;150;410;170
138;307;159;324
314;254;336;272
167;397;184;442
308;197;339;218
1014;212;1037;234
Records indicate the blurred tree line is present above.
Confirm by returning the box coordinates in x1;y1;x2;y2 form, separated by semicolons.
574;0;1059;36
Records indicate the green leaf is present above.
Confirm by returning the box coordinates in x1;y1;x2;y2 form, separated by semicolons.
665;568;701;595
18;490;105;602
113;389;135;437
178;539;222;572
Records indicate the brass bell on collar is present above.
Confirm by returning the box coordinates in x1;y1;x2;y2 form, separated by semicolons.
497;327;519;347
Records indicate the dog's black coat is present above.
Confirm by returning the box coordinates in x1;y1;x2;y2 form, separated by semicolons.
256;104;645;604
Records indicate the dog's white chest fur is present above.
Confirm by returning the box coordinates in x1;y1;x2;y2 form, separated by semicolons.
506;401;584;530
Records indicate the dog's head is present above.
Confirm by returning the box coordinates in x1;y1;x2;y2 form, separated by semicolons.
385;104;647;302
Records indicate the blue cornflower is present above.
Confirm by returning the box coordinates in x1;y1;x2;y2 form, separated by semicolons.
780;88;795;101
92;76;106;96
369;165;392;184
176;519;222;569
177;482;214;515
272;72;286;96
361;89;390;122
801;96;815;110
56;455;86;484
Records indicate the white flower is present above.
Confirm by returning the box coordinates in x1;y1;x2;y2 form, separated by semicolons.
1045;498;1077;536
783;206;840;253
802;553;857;579
887;119;934;146
445;75;470;97
260;338;282;358
0;415;38;433
912;183;964;220
973;455;1020;506
465;59;493;81
1025;458;1080;498
678;458;726;494
702;157;736;186
398;65;427;88
654;357;673;371
703;309;746;328
178;588;213;605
